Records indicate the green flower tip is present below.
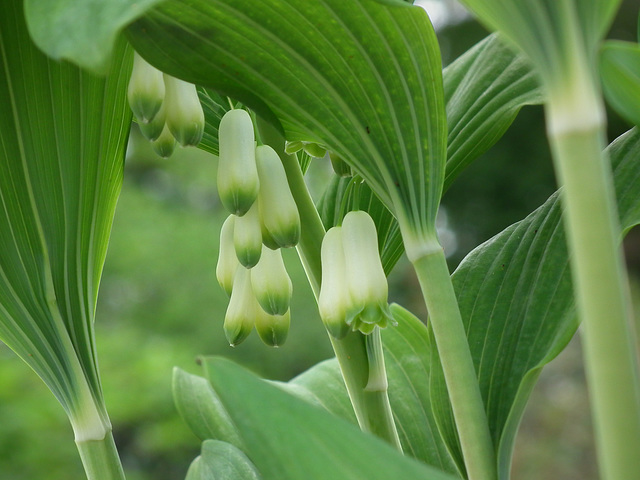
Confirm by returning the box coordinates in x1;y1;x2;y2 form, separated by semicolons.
256;145;301;248
251;246;292;316
128;52;165;123
319;211;395;337
216;215;239;296
218;109;260;216
255;308;290;347
224;266;255;346
163;74;205;147
233;201;262;268
138;100;166;141
151;123;177;158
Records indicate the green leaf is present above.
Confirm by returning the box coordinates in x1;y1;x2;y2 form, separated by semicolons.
600;41;640;128
173;368;243;447
0;0;132;438
185;440;262;480
429;128;640;479
127;0;447;250
274;305;459;476
443;33;543;189
23;0;166;73
201;356;458;480
456;0;621;86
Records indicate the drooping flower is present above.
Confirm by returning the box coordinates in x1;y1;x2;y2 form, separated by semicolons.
251;245;292;316
255;145;300;248
127;51;165;123
163;74;205;147
216;215;239;296
341;211;394;334
233;200;262;268
217;109;260;216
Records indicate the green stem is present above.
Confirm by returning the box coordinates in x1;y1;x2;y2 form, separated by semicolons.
412;248;497;480
255;117;401;451
76;429;126;480
546;90;640;480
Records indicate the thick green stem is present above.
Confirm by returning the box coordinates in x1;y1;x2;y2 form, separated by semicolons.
546;92;640;480
76;430;126;480
412;248;497;480
255;117;401;451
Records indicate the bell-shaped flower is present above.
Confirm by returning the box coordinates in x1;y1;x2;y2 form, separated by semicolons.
150;123;177;158
255;306;290;347
250;245;292;315
341;211;394;334
163;74;205;147
318;226;350;339
128;52;166;123
255;145;300;248
138;99;166;141
223;266;256;346
233;200;262;268
218;109;260;216
216;215;239;296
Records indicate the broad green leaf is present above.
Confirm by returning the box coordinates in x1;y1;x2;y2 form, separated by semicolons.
275;305;459;476
173;368;242;448
600;41;640;128
23;0;166;73
201;356;458;480
443;34;543;189
127;0;447;251
0;0;132;438
429;128;640;479
185;440;262;480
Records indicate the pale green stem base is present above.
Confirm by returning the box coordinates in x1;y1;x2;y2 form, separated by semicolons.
76;430;126;480
255;117;401;451
412;248;497;480
548;120;640;480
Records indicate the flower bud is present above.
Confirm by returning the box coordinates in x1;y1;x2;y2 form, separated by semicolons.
255;307;290;347
138;100;166;141
163;74;205;147
151;123;177;158
255;145;300;248
218;110;260;216
216;215;238;296
223;266;255;346
329;152;352;177
128;52;165;123
250;246;292;315
233;201;262;268
318;227;350;339
341;211;394;334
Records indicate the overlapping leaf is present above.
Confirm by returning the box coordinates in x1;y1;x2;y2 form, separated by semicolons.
600;41;640;128
0;0;132;433
127;0;447;245
428;128;640;479
201;356;458;480
24;0;166;73
456;0;621;85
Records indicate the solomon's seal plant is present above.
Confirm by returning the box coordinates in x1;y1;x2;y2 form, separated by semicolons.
2;0;640;479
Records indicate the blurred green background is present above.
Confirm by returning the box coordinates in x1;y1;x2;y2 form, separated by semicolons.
2;1;640;479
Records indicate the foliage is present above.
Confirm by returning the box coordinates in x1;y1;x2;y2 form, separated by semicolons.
1;0;640;479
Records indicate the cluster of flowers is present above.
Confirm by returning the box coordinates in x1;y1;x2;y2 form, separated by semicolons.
127;52;205;157
215;110;300;347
